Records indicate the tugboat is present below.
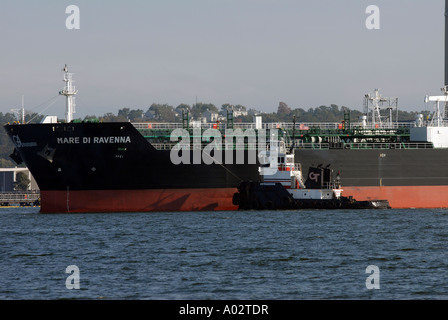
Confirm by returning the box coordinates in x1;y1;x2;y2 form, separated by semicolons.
232;139;390;210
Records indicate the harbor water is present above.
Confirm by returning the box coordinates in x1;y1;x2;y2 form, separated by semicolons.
1;207;448;300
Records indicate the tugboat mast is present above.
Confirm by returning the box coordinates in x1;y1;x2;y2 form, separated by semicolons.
59;64;77;123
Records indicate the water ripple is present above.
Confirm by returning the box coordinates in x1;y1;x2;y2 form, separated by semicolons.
1;207;448;299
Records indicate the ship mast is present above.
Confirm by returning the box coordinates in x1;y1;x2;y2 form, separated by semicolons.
445;0;448;89
59;64;78;123
10;95;25;124
366;89;383;126
426;1;448;124
364;89;398;128
444;0;448;119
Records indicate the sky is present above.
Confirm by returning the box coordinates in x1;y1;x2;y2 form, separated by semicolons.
0;0;446;119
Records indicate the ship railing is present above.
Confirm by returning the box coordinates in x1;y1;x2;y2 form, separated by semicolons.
0;191;40;201
132;123;185;130
132;121;417;130
321;182;342;189
152;141;434;151
277;163;302;172
295;142;434;150
151;143;262;151
351;122;417;129
346;142;434;149
133;122;348;130
295;143;331;150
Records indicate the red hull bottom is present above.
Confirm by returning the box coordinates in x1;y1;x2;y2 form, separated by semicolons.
343;186;448;209
40;188;239;213
40;185;448;213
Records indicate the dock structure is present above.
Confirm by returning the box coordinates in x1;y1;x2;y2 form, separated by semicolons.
0;191;40;207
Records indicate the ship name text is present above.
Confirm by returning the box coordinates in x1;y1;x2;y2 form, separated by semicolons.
57;136;131;144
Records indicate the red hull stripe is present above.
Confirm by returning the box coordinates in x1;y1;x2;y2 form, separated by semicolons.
343;186;448;209
40;185;448;213
40;188;238;213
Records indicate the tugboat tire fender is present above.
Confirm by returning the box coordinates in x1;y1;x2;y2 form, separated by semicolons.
282;197;292;207
232;193;240;205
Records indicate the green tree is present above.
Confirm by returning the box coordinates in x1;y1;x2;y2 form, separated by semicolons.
148;104;176;122
176;104;191;113
0;112;16;167
100;112;122;122
128;109;144;122
118;108;131;119
191;103;218;119
277;102;292;120
116;108;145;122
14;172;30;191
0;158;15;167
24;112;44;124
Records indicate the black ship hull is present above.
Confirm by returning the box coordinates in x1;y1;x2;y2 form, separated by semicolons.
294;148;448;208
4;122;260;212
5;122;448;212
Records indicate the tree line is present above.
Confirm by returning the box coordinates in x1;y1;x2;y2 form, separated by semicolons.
84;102;427;123
90;102;247;123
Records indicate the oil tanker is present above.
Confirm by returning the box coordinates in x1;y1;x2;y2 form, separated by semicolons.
5;3;448;213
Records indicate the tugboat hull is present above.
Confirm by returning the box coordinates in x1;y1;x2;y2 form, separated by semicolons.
233;181;390;210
